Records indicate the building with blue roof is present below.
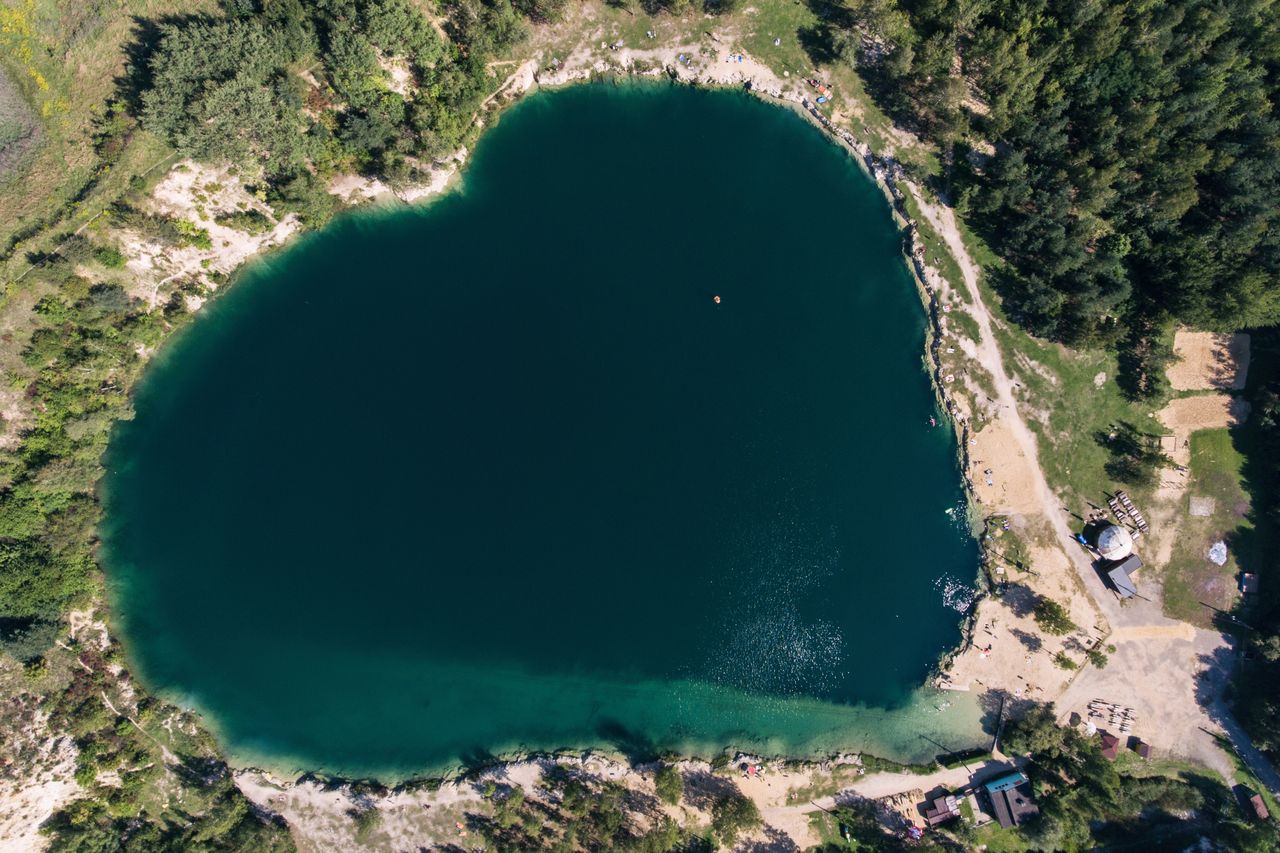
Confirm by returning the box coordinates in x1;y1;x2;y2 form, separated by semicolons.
984;772;1038;828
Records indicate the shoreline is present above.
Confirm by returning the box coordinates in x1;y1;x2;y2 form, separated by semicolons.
181;677;990;789
102;67;1001;788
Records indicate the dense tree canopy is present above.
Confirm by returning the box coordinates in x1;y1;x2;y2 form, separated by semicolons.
139;0;524;194
1234;368;1280;761
842;0;1280;356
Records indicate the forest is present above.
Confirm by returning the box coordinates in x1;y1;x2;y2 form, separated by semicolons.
824;0;1280;768
835;0;1280;394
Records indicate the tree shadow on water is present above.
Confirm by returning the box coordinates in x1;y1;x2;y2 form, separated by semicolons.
595;718;659;766
457;746;503;781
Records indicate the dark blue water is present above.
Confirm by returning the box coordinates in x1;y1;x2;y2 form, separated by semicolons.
102;84;983;778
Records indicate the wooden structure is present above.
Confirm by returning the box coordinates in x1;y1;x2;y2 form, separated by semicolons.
1250;793;1270;820
922;794;961;826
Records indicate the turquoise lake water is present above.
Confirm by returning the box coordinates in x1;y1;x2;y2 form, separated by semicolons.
102;84;987;778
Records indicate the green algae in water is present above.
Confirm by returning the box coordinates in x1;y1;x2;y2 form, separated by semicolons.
102;84;988;778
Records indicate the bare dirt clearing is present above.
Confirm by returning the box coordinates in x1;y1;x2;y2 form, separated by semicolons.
969;418;1041;514
1168;331;1251;391
1158;393;1250;435
119;161;300;308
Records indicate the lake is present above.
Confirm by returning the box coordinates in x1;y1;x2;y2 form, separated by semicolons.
102;83;986;779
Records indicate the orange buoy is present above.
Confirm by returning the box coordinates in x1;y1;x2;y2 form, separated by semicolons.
713;295;722;304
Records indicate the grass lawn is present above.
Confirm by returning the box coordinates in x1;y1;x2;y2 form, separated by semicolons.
971;821;1031;852
939;194;1171;520
1161;428;1250;626
1213;731;1280;819
806;809;848;848
781;764;865;804
737;1;821;81
0;0;218;257
947;208;1174;517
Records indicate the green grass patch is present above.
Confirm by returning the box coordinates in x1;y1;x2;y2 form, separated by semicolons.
898;191;968;301
980;516;1035;585
1211;731;1280;818
938;207;1175;517
947;308;981;345
989;321;1165;513
972;821;1032;852
940;748;991;770
783;764;866;804
1161;428;1250;626
807;808;849;848
0;0;215;258
737;2;820;81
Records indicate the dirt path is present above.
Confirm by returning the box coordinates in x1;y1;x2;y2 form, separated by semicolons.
906;184;1126;624
754;758;1021;845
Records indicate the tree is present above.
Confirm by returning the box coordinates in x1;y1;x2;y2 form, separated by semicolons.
1033;598;1075;636
710;791;760;846
1097;421;1169;486
653;764;682;805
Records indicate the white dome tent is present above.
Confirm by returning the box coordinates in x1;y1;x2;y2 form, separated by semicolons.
1096;524;1134;562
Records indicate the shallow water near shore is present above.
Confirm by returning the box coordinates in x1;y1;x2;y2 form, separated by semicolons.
103;83;986;778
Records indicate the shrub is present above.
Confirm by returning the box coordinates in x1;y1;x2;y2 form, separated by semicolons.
174;220;213;250
349;805;382;843
92;245;125;268
214;209;274;235
1053;651;1078;670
